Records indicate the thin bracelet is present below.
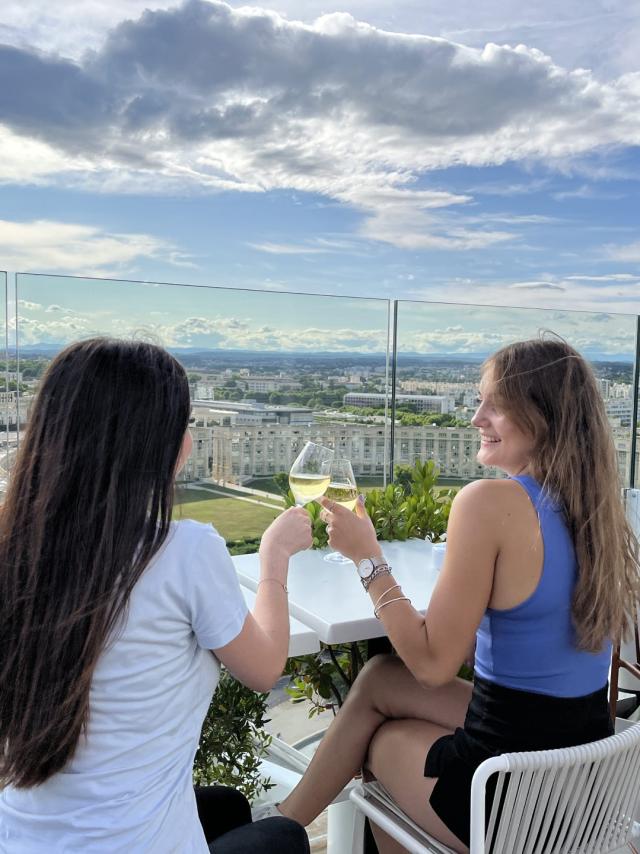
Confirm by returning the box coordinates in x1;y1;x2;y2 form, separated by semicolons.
374;596;410;620
258;578;289;593
373;584;401;612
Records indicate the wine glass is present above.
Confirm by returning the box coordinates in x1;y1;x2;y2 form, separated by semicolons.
323;458;358;564
288;442;333;506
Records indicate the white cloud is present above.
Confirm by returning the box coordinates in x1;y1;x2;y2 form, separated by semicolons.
13;296;637;357
565;273;638;281
14;306;392;352
248;242;331;255
4;2;638;79
0;218;192;275
509;281;566;292
1;2;640;251
606;241;640;263
406;273;640;314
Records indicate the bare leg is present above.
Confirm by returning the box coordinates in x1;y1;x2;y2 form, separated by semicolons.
369;824;413;854
367;718;469;853
278;654;472;827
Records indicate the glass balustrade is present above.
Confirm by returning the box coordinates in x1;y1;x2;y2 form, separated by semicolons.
395;299;638;489
0;271;8;499
3;272;639;537
13;273;392;541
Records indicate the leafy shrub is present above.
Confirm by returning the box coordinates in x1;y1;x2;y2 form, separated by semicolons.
282;459;454;544
193;669;275;803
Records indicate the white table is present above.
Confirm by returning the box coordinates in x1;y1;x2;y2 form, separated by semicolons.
240;584;320;656
234;539;438;645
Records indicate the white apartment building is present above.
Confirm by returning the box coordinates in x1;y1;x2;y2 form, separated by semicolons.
611;383;632;399
242;376;302;393
343;392;453;414
606;398;633;427
183;401;638;487
0;391;29;428
184;417;501;483
399;380;433;393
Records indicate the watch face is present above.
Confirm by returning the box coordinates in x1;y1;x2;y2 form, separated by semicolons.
358;559;374;579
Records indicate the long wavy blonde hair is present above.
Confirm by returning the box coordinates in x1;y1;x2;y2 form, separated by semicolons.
486;335;640;652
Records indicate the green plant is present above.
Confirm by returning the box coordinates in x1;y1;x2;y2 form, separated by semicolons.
193;669;275;803
226;536;261;555
398;461;455;542
284;642;367;717
365;483;410;541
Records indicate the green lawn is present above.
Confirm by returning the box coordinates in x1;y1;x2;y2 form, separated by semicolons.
174;487;280;540
246;474;385;496
245;477;285;496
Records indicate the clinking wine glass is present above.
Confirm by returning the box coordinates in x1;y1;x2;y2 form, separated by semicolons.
288;442;334;507
324;458;358;564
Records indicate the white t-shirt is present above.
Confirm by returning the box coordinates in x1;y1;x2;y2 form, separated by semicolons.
0;520;249;853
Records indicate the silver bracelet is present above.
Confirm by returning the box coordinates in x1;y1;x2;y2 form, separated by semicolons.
373;584;401;612
374;596;411;620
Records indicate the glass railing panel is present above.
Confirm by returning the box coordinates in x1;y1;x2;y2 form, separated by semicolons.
632;319;640;489
0;271;8;499
15;273;391;540
395;300;638;489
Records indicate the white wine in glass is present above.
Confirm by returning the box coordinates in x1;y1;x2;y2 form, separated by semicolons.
324;459;358;563
289;442;333;506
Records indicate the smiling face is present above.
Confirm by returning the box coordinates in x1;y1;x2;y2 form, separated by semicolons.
471;369;536;476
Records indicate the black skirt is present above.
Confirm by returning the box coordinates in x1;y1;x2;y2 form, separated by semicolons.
424;675;613;848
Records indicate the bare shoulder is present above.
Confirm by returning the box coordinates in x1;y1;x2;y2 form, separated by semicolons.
452;478;530;519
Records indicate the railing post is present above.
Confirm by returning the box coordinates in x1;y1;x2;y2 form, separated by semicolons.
388;301;398;484
630;315;640;489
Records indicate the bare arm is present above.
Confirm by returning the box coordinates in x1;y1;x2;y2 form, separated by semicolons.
213;507;312;692
321;482;499;687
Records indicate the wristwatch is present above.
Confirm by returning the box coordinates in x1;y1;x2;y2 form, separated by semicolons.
357;555;391;590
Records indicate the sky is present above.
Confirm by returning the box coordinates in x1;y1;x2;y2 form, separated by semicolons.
1;1;640;355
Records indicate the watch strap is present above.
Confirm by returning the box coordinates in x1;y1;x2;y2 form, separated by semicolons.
361;564;392;591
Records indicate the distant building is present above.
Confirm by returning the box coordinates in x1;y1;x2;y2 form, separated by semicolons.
0;392;31;428
606;399;633;427
343;392;453;414
182;398;639;489
241;376;302;393
184;404;500;483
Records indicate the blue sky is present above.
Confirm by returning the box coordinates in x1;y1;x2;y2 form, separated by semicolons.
0;1;639;354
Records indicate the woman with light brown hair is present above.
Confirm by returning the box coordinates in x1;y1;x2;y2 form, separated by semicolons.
259;336;640;853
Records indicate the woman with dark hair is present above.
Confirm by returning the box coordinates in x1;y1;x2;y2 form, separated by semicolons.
262;336;640;853
0;338;311;853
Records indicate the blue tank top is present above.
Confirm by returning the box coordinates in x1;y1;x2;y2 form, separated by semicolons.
474;475;612;698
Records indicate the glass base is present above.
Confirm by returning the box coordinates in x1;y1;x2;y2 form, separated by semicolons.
324;551;352;564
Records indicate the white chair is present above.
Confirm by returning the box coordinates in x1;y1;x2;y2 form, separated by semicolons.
350;722;640;853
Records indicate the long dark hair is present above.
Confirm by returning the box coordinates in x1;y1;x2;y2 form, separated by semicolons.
486;336;640;651
0;338;190;787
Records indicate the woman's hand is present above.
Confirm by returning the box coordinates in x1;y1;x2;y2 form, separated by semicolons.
259;506;313;565
319;494;381;564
